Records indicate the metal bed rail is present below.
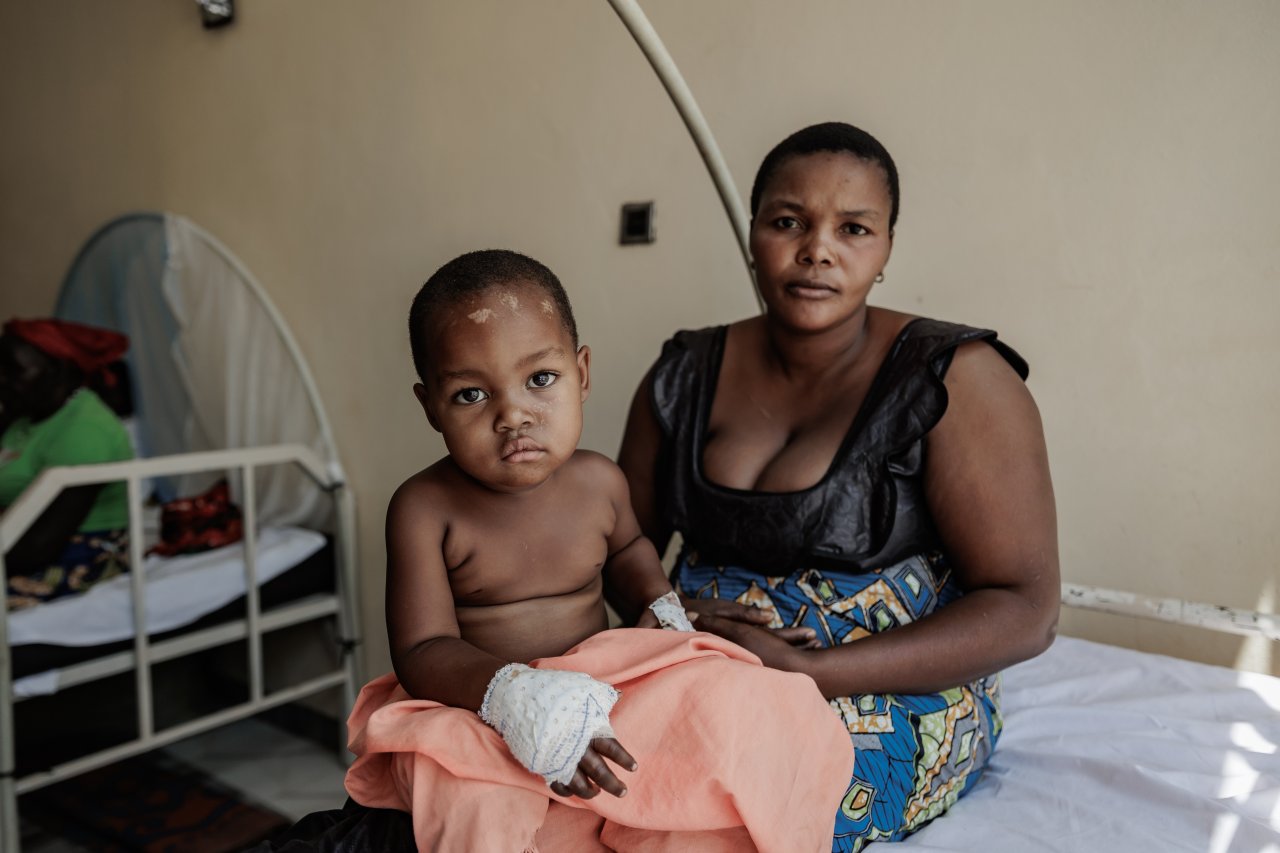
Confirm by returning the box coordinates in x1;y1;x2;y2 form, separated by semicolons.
1061;582;1279;641
0;444;363;851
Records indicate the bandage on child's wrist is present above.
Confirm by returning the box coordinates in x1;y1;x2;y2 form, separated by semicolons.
648;590;695;632
478;663;620;787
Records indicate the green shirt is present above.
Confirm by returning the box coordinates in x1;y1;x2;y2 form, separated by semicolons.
0;389;134;531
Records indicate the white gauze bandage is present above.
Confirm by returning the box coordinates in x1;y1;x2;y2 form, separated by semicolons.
648;590;695;632
478;663;620;787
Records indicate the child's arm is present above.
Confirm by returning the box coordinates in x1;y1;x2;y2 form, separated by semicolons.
593;455;689;628
384;476;635;799
385;478;506;709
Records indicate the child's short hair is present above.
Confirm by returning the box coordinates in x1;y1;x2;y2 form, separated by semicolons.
409;249;579;384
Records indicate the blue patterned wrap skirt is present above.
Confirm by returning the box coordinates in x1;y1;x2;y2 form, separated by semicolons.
674;549;1001;852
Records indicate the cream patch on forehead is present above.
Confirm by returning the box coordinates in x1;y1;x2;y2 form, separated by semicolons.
541;299;554;315
468;307;495;323
497;292;520;312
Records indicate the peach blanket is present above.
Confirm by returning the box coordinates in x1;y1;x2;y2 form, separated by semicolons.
345;629;854;852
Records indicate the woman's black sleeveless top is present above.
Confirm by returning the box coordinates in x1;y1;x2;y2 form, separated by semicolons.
649;318;1028;574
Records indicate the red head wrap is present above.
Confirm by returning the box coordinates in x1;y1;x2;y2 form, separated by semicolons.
3;318;129;384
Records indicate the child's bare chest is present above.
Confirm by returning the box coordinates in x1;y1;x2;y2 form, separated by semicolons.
442;494;612;607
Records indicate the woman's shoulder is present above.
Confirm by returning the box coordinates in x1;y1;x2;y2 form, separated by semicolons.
847;309;1031;457
648;324;727;432
877;309;1029;381
656;323;727;362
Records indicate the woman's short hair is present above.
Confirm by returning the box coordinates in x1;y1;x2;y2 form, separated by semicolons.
749;122;900;231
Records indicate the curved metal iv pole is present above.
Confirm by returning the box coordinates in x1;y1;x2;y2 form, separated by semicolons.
604;0;764;312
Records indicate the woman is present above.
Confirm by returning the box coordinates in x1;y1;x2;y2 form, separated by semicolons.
1;318;133;610
617;123;1059;850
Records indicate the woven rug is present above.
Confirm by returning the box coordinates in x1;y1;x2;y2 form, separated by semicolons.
20;749;292;852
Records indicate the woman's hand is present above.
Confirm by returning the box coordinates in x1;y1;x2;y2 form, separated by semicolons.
687;611;820;673
682;597;820;647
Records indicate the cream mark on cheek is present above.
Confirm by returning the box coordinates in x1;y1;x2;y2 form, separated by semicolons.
531;400;552;425
468;308;495;323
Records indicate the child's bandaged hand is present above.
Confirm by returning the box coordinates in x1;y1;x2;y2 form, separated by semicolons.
549;736;637;800
479;663;633;795
648;590;696;631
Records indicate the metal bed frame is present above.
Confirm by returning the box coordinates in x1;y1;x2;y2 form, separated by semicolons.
0;443;364;851
1061;582;1279;642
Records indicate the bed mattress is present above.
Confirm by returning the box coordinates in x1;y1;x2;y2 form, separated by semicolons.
904;635;1280;852
10;526;330;695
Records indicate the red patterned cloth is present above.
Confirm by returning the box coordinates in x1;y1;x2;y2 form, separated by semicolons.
4;318;129;384
149;480;244;557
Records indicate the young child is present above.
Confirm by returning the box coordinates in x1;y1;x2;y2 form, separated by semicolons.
385;249;691;799
345;249;853;852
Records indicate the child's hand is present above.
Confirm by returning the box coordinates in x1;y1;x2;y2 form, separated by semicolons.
646;590;696;631
480;664;623;790
635;609;660;629
548;736;638;799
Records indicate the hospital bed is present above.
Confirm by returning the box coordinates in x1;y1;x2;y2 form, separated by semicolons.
903;594;1280;852
0;213;365;851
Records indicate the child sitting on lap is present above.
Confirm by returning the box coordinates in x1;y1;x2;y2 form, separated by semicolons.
386;249;689;798
345;249;852;852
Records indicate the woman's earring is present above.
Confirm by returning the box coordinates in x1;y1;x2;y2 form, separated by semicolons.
875;272;885;283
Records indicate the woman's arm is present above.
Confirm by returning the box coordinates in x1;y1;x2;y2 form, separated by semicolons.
616;366;818;642
695;342;1060;698
5;484;104;572
616;367;672;556
612;368;675;624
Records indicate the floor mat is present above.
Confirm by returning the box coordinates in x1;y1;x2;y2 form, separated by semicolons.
19;749;292;852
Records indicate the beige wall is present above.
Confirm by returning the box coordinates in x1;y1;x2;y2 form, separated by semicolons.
1;1;1276;679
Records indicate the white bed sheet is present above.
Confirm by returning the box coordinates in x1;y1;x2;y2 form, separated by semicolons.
904;636;1280;852
11;526;325;697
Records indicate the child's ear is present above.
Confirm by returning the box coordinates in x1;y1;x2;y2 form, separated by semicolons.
576;345;591;403
412;383;442;432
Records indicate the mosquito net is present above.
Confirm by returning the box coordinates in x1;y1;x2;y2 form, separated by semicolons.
54;212;339;531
